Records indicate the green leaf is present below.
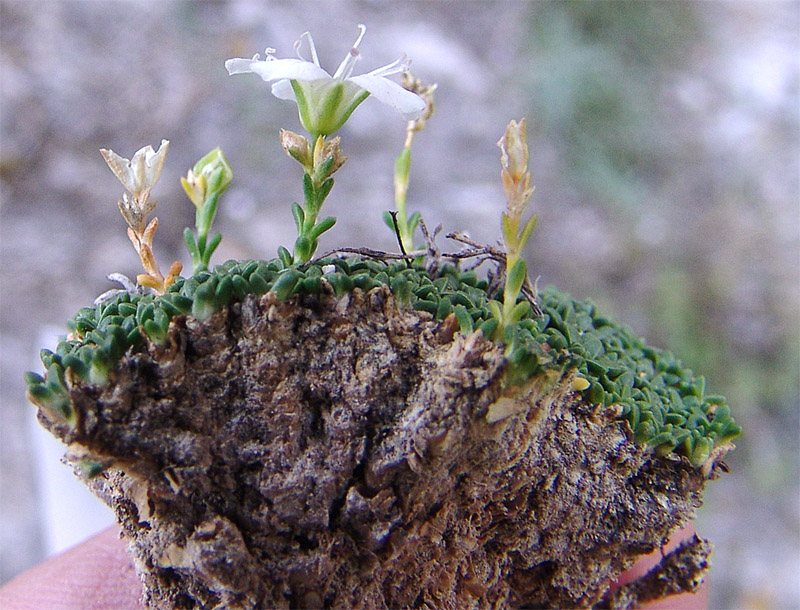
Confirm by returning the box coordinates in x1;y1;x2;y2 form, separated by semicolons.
408;211;422;233
78;459;108;479
315;154;335;180
505;259;527;304
118;302;137;317
192;281;218;321
277;246;294;268
183;227;199;258
518;214;538;248
291;202;305;232
390;275;412;305
172;294;193;314
394;147;411;182
326;272;354;296
488;299;503;322
204;233;223;264
509;300;532;324
158;297;182;317
302;173;314;207
47;362;65;387
454;305;474;334
271;268;302;301
215;276;233;306
40;349;58;368
27;383;51;402
382;210;396;231
310;216;336;240
414;300;438;315
89;349;111;386
198;192;219;235
501;213;517;249
293;235;313;264
62;354;87;379
316;177;334;203
299;276;322;294
690;437;712;467
478;318;499;339
143;319;168;344
24;371;45;385
587;382;606;405
126;328;142;346
231;274;250;300
248;271;269;295
436;296;454;320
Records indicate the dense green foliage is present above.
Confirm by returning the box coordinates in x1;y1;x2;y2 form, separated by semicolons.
26;257;741;467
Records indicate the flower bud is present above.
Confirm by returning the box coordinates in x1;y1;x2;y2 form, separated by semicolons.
183;148;233;209
312;135;347;179
497;119;528;183
181;170;206;209
280;129;312;167
197;147;233;193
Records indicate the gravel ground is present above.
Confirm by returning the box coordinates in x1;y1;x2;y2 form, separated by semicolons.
1;2;798;608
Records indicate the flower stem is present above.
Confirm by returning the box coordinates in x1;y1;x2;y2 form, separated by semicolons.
290;135;342;264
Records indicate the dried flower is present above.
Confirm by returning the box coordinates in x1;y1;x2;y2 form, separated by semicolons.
497;119;534;217
311;135;347;178
101;140;169;234
279;129;312;167
100;140;181;294
402;72;437;135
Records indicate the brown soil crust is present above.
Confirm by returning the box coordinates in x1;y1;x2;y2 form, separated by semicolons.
39;285;718;609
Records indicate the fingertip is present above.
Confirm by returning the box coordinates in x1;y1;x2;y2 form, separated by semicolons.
0;527;143;610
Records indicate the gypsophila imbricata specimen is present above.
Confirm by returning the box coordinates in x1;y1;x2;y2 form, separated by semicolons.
25;26;739;604
25;24;741;473
226;24;425;264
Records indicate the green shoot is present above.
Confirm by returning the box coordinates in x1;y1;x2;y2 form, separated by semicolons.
493;119;538;348
182;147;233;274
279;130;346;264
383;73;437;254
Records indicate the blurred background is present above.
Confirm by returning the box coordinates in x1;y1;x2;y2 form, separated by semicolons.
1;1;797;607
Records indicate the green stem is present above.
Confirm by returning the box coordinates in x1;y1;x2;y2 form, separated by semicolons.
292;137;337;264
394;147;412;251
189;191;222;273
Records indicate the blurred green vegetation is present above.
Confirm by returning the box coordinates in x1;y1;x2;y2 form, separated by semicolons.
520;8;800;596
526;1;697;211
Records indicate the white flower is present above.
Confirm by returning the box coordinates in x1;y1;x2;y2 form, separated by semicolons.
101;140;169;200
100;140;169;234
225;25;425;137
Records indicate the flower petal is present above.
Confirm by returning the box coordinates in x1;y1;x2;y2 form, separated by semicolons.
271;79;296;101
226;57;329;83
224;57;257;75
347;74;425;120
144;140;169;188
100;148;137;193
